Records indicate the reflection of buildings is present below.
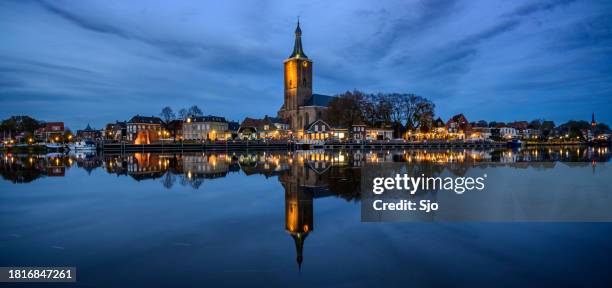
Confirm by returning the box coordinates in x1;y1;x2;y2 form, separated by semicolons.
3;147;611;186
183;153;230;179
127;153;166;181
3;148;612;268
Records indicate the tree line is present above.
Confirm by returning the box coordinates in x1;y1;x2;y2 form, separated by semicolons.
159;105;204;123
326;90;435;136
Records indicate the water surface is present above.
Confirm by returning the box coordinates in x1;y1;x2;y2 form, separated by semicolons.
1;147;611;287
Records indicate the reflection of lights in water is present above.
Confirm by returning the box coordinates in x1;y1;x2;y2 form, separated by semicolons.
187;171;192;179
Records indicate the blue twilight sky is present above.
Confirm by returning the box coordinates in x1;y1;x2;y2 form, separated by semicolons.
1;0;611;130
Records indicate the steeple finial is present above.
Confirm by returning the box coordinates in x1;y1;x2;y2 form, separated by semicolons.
289;18;307;59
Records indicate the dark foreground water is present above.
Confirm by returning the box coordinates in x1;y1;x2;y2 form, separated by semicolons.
1;147;611;287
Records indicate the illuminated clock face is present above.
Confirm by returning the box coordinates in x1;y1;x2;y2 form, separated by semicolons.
302;61;308;68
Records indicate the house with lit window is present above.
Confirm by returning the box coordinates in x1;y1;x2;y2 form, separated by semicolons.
104;121;127;142
350;124;367;141
500;127;518;139
34;122;65;142
127;115;163;144
366;127;393;141
445;114;471;139
225;121;240;140
76;124;101;140
183;115;228;141
238;116;289;140
165;120;183;141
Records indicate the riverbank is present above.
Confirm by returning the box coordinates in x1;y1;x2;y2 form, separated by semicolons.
103;140;509;152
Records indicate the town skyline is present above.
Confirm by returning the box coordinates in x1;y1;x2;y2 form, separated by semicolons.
1;0;611;129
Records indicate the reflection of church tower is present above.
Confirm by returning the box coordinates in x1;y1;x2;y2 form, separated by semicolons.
282;161;314;270
285;184;313;270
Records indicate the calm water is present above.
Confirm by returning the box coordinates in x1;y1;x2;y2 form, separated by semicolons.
1;147;611;287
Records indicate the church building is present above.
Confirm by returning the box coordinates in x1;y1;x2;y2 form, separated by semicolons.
277;20;334;140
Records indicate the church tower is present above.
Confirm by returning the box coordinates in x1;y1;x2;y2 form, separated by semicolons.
279;20;313;132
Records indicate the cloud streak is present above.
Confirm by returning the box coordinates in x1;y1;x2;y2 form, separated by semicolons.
0;0;610;129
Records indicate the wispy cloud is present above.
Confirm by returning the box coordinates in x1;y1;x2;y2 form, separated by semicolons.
0;0;610;128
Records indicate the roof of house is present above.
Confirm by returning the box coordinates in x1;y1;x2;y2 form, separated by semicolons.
82;124;94;131
304;94;334;107
128;115;164;124
305;119;331;131
227;121;240;131
188;115;227;123
165;120;183;129
264;115;288;124
240;116;285;131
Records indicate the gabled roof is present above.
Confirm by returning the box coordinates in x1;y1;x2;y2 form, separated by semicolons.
305;119;331;131
304;94;334;107
265;116;287;124
227;121;240;131
433;117;445;128
188;115;227;123
83;124;94;131
240;117;280;131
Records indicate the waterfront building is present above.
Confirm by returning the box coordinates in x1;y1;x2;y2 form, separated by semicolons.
303;119;332;141
350;124;367;141
472;127;492;140
127;115;163;144
183;115;228;141
34;122;65;142
432;117;448;139
76;124;101;140
331;127;348;141
239;116;290;140
165;120;183;142
104;121;127;142
500;127;518;139
225;121;240;140
446;114;471;139
277;20;334;139
366;127;394;141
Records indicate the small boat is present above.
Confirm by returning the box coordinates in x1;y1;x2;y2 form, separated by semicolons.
69;140;97;151
45;143;64;150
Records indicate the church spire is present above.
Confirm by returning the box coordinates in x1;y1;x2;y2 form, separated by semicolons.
289;18;308;59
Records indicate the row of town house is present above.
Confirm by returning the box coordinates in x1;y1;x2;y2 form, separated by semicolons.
15;111;603;145
98;114;396;144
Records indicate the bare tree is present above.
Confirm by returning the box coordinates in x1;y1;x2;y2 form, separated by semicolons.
160;106;176;123
188;105;203;117
178;108;188;120
403;94;435;131
161;172;176;189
